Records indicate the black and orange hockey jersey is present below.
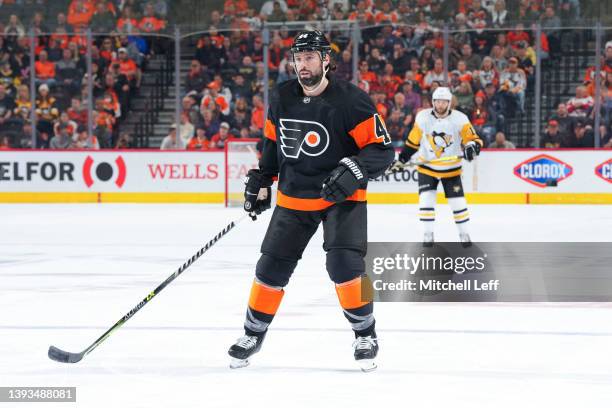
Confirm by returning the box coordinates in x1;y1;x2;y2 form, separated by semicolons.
260;76;394;211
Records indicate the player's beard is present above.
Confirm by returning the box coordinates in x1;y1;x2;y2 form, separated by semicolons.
299;68;324;87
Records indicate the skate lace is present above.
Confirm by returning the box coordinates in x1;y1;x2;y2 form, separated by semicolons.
353;336;376;350
236;335;258;349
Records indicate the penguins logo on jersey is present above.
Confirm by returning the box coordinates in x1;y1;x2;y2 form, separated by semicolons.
427;131;453;158
278;118;330;159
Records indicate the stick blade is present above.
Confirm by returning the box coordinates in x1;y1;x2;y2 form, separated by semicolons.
48;345;83;364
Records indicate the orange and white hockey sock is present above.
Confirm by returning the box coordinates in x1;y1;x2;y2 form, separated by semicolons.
335;276;375;337
244;278;284;335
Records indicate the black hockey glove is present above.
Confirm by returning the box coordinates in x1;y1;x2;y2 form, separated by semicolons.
244;169;273;220
463;141;481;162
321;157;368;203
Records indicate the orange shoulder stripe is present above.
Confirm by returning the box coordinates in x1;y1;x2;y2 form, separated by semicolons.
264;118;276;141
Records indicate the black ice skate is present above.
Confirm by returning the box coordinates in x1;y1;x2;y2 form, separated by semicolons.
460;233;472;248
423;232;434;247
228;332;266;369
353;335;379;372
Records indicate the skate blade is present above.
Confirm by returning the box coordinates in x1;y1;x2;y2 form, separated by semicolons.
357;359;377;372
229;357;250;369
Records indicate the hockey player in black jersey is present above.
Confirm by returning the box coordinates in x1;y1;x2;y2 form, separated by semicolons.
228;31;394;371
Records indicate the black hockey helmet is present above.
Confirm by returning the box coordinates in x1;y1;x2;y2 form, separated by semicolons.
290;30;332;56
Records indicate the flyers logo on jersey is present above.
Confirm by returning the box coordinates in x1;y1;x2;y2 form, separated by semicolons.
278;119;330;159
427;131;453;158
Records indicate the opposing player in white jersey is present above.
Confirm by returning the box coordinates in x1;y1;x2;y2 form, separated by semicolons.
390;87;483;246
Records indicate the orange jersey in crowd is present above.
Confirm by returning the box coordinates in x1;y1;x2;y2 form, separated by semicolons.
114;58;137;78
187;137;211;150
139;17;166;33
35;60;55;79
67;0;95;27
117;18;139;32
200;94;230;116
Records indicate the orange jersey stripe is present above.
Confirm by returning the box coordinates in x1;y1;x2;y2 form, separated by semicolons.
264;119;276;141
349;115;378;148
248;280;284;315
335;277;369;310
276;189;366;211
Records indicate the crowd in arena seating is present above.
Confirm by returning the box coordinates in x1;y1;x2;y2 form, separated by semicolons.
175;0;611;150
0;0;610;150
0;0;168;149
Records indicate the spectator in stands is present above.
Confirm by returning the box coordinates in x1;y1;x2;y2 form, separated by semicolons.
92;98;114;148
68;0;95;30
35;50;57;89
489;0;509;28
569;119;594;147
52;13;70;34
499;56;526;116
385;108;408;147
540;120;565;148
201;81;230;117
230;73;253;103
0;84;15;131
13;84;32;130
483;82;506;134
56;48;81;97
201;108;220;139
515;41;535;89
335;49;352;82
460;44;482;72
423;58;445;90
91;1;117;33
72;124;100;149
566;85;594;118
35;84;59;139
49;123;72;149
475;56;499;89
47;36;65;62
187;126;211;150
604;71;612;127
471;90;493;143
139;2;167;34
4;14;25;39
358;60;378;89
185;59;210;94
249;94;264;137
539;5;561;58
182;95;200;128
0;135;10;149
0;61;21;97
490;131;515;148
54;111;78;140
179;112;195;145
117;6;139;33
115;132;133;148
489;44;508;72
549;102;574;135
455;80;474;114
160;123;185;150
367;47;387;74
210;121;232;149
116;47;140;89
277;56;297;84
67;97;88;125
228;96;251;132
391;42;411;75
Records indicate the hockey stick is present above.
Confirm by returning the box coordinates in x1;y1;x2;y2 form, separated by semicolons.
48;214;248;364
386;155;462;175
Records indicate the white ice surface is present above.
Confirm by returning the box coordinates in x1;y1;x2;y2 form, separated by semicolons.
1;204;611;408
